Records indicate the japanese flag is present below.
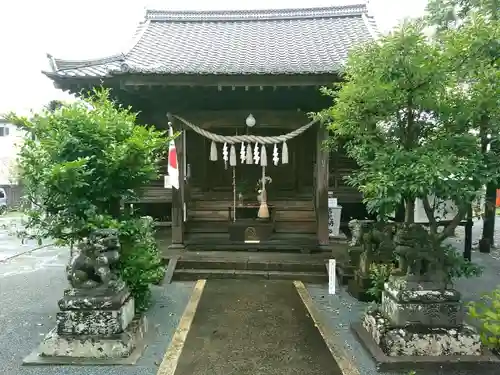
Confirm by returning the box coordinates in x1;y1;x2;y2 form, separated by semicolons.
165;127;179;190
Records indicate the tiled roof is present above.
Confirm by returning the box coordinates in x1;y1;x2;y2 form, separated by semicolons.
45;5;378;78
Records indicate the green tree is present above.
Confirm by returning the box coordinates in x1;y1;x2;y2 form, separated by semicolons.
426;0;499;30
316;21;487;240
6;88;171;311
426;0;500;249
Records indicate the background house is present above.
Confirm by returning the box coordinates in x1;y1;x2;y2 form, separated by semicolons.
0;118;25;208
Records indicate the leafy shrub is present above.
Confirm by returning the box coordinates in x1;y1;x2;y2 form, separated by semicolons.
367;263;394;302
442;243;483;287
119;217;165;312
366;242;482;303
7;88;172;313
468;288;500;352
8;88;168;246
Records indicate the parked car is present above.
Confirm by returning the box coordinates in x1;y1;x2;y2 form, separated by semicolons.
0;188;7;214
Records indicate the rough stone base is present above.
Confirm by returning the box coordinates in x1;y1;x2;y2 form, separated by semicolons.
382;282;463;328
23;316;148;365
352;318;500;373
56;297;135;336
363;311;481;356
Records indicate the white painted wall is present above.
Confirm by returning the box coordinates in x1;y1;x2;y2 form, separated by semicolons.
0;122;26;185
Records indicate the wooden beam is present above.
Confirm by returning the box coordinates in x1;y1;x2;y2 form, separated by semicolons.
175;110;310;129
118;73;339;88
315;123;330;247
167;113;186;249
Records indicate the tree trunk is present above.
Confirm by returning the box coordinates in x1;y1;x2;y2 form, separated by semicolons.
481;182;496;252
405;199;415;224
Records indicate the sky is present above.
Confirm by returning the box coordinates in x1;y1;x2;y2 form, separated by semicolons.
0;0;428;115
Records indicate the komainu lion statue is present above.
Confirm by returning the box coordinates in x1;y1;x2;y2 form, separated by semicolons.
66;229;121;290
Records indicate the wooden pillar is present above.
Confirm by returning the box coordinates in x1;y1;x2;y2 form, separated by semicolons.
167;114;185;249
464;204;473;261
316;123;330;247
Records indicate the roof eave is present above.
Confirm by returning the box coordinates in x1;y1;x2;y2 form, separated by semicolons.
45;71;342;90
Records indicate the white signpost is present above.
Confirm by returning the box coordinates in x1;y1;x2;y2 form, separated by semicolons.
328;259;336;295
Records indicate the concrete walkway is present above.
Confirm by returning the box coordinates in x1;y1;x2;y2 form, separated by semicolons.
172;280;342;375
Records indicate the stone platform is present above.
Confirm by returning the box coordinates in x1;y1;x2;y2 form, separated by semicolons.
352;276;500;372
23;315;148;365
352;316;500;373
23;284;149;365
363;310;481;356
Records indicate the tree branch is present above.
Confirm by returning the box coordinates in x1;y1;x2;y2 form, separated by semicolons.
422;196;438;235
439;205;468;241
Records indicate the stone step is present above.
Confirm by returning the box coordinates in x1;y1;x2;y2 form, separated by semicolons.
172;268;327;283
176;257;327;273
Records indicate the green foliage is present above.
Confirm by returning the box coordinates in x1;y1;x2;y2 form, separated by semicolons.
315;21;485;231
6;88;171;312
442;244;484;286
7;88;168;245
119;217;165;312
367;243;482;299
468;287;500;351
426;0;499;31
367;263;394;302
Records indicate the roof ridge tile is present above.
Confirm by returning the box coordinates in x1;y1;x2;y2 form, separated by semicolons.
145;5;368;22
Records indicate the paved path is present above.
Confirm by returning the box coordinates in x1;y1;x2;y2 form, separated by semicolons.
174;279;342;375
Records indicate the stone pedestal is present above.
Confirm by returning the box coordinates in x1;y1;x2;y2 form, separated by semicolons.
24;281;148;364
381;282;463;328
360;278;483;357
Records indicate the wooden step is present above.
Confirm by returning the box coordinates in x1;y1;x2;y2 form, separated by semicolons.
275;221;316;233
274;210;315;222
186;221;228;233
186;220;317;234
172;269;327;283
127;185;172;203
188;210;229;221
188;209;315;222
189;190;314;201
184;232;319;252
189;199;314;211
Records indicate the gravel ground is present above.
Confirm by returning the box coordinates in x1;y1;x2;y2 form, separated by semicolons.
308;217;500;375
0;214;195;375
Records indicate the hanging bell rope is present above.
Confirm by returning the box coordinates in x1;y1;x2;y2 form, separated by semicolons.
173;114;317;145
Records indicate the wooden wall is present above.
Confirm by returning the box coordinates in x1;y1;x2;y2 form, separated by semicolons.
133;110;362;206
